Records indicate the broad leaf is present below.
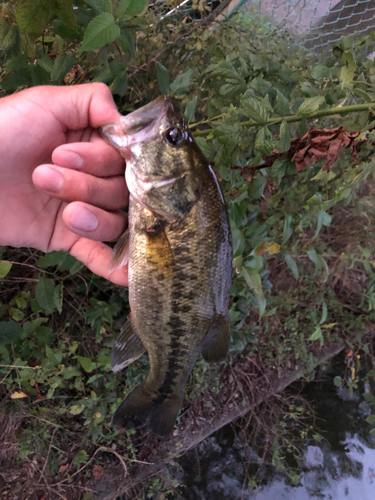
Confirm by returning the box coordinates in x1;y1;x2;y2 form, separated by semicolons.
16;0;50;35
85;0;111;13
0;321;23;345
80;13;120;53
170;69;194;95
278;120;290;153
254;126;274;155
117;0;149;19
0;261;12;278
285;254;299;280
76;356;94;373
36;251;67;268
283;214;293;243
298;96;325;116
156;62;169;95
184;97;198;122
35;277;62;315
341;51;356;87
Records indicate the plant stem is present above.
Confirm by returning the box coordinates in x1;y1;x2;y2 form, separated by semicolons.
193;102;375;137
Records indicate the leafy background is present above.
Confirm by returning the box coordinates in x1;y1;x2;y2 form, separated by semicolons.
2;0;375;498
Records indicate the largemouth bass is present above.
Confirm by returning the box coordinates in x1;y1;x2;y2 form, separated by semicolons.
101;96;232;436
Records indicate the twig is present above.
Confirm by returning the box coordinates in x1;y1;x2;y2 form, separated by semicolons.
54;445;129;486
78;48;104;84
194;102;375;136
38;428;56;483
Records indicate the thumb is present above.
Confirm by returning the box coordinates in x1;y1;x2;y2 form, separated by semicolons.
34;83;121;130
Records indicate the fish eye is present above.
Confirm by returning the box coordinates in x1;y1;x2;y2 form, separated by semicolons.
164;127;184;147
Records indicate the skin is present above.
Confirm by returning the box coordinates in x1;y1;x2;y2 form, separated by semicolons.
0;83;129;285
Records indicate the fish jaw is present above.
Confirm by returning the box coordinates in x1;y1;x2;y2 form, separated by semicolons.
100;96;171;153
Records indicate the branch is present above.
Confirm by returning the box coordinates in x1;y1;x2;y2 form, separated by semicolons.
193;102;375;137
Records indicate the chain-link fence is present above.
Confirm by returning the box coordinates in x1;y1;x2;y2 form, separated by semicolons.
234;0;375;53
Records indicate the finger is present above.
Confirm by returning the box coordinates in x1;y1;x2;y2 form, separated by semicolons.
41;83;122;130
68;238;128;286
52;136;125;177
63;202;127;242
32;165;128;211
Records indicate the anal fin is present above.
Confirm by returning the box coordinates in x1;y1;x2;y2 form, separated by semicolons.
201;315;230;363
110;318;146;372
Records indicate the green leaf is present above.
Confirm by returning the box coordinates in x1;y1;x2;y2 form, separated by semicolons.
0;261;12;278
297;96;325;116
156;62;169;95
241;267;262;294
35;277;61;315
110;69;128;96
283;213;293;243
254;126;274;155
5;55;29;72
285;254;299;280
117;0;149;19
53;0;76;28
308;326;322;341
247;176;267;201
340;51;356;87
9;308;24;322
184;97;198;122
16;0;50;35
275;90;290;115
256;295;267;318
333;376;342;387
76;356;94;373
366;415;375;426
241;96;270;123
311;65;331;80
51;52;74;82
314;211;332;239
80;12;120;53
319;301;328;324
38;54;54;73
36;251;67;268
270;158;287;184
278;121;290;153
85;0;111;13
70;405;85;416
0;321;23;345
170;69;194;96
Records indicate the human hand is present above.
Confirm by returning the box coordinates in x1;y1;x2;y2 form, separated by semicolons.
0;83;128;286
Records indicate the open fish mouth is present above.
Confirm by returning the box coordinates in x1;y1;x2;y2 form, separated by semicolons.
101;96;170;149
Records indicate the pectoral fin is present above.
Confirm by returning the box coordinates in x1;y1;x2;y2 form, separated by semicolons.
111;318;146;372
201;315;230;363
108;229;129;274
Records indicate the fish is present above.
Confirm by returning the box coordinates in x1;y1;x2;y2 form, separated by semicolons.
101;96;232;436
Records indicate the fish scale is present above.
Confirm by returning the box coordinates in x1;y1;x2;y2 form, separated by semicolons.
101;96;232;436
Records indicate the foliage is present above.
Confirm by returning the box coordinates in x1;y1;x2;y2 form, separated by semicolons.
1;1;375;497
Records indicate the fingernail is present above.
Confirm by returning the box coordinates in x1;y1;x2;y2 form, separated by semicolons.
35;166;64;193
71;207;99;232
59;150;84;169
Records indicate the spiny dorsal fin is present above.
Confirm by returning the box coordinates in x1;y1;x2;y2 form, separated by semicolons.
110;318;146;372
108;229;129;274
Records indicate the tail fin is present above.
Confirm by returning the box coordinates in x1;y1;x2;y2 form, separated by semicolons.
112;384;181;437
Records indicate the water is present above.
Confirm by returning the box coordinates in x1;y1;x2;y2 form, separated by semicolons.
177;355;375;499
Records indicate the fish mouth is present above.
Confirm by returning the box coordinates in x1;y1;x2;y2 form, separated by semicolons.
101;96;172;150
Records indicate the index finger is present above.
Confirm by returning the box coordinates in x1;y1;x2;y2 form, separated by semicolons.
52;138;125;177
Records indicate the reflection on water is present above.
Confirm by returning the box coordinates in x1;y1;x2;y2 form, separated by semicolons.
251;436;375;500
178;357;375;499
